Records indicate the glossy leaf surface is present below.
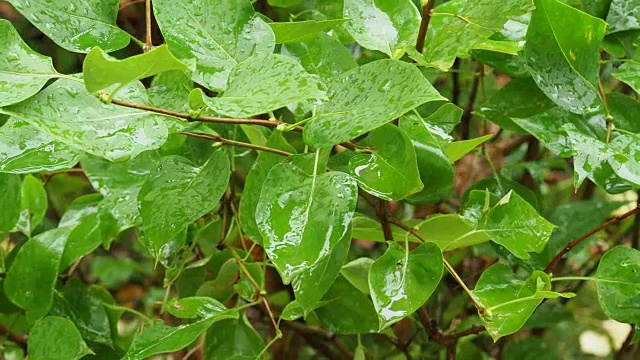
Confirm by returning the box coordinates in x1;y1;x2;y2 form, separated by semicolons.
28;316;92;360
3;79;169;162
369;242;443;330
349;124;423;200
304;60;445;147
153;0;275;91
6;0;129;53
596;246;640;324
195;54;324;118
343;0;421;56
83;45;190;93
417;214;490;251
612;52;640;93
525;0;606;114
139;152;230;256
269;19;347;43
0;20;60;107
606;0;640;33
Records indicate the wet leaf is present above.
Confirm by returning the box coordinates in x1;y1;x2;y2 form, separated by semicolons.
0;20;60;107
148;70;193;113
6;0;129;53
0;118;81;173
14;174;47;236
369;242;443;330
0;173;21;232
349;124;423;200
525;0;606;114
139;152;230;256
28;316;92;360
3;79;169;162
612;51;640;93
343;0;421;56
195;54;324;118
304;59;444;147
83;45;190;94
153;0;275;91
479;191;555;259
204;316;265;360
270;19;347;43
596;246;640;324
606;0;640;33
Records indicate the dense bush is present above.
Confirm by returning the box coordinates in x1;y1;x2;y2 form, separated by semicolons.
1;0;640;359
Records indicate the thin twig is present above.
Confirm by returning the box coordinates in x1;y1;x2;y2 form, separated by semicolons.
416;307;484;347
545;206;640;273
416;0;437;53
178;132;292;157
460;62;481;140
145;0;152;49
451;58;461;105
634;191;640;249
598;78;613;144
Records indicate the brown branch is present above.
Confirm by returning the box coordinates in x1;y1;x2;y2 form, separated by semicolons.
178;132;293;157
416;307;484;347
451;58;461;105
545;206;640;273
376;199;394;241
0;323;27;348
281;321;353;359
145;0;152;49
460;62;481;140
416;0;436;53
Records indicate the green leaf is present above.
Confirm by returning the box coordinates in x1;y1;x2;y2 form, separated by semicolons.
0;20;61;107
28;316;92;360
270;19;347;43
472;39;523;55
83;45;190;94
14;174;47;236
479;191;555;259
59;194;119;269
239;133;295;244
256;161;357;282
304;60;445;147
343;0;421;56
416;214;490;251
340;258;374;294
477;77;555;133
4;227;72;322
612;51;640;93
6;0;128;53
596;246;640;324
195;53;324;118
525;0;606;114
368;242;443;330
148;71;194;113
315;276;379;334
153;0;275;91
123;311;238;360
444;134;493;162
269;0;303;6
349;124;423;200
282;32;357;87
399;113;454;204
3;79;169;162
50;281;114;346
351;213;412;242
608;93;640;133
0;173;21;232
0;118;81;173
166;297;230;319
139;152;230;256
82;152;159;231
472;264;552;341
204;316;265;360
418;0;534;70
606;0;640;33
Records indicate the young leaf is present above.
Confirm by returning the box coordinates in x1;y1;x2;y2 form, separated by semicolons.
282;32;357;88
416;214;490;251
444;134;494;163
139;152;230;256
472;265;554;341
479;191;555;259
153;0;275;91
6;0;129;53
340;257;374;294
0;173;21;232
525;0;606;114
2;79;169;162
349;124;423;200
14;174;47;236
4;227;72;322
204;316;265;360
28;316;93;360
343;0;421;57
0;20;60;107
193;53;324;118
368;242;443;330
269;19;347;43
596;246;640;324
239;132;295;244
83;45;190;94
256;162;357;284
304;60;445;147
